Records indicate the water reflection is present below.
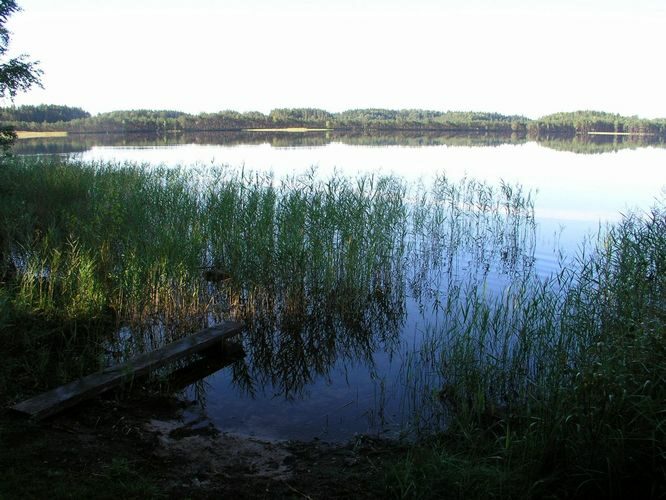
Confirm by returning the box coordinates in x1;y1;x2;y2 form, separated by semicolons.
212;173;408;401
176;174;537;440
14;130;526;155
534;133;666;154
13;129;666;156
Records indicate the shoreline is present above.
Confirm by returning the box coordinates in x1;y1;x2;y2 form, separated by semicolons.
15;130;68;139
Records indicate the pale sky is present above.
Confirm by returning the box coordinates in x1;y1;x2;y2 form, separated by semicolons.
5;0;666;118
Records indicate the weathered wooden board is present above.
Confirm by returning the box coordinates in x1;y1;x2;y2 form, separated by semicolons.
10;321;243;420
166;341;245;392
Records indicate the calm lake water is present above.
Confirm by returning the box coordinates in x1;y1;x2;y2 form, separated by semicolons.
18;132;666;441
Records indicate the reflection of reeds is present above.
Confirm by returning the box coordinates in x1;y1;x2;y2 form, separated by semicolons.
0;156;537;402
0;156;540;395
394;202;666;498
0;159;406;394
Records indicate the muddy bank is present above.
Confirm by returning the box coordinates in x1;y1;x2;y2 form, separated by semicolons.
1;394;405;499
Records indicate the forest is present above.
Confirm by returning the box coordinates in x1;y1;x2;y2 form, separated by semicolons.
0;104;89;123
1;106;529;133
527;110;666;136
4;105;666;138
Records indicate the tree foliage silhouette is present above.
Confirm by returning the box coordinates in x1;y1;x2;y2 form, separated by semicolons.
0;0;42;151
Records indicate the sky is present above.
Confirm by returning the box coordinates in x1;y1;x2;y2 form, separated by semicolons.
5;0;666;118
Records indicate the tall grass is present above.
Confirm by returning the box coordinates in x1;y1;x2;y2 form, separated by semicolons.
390;203;666;498
0;155;539;403
0;157;409;399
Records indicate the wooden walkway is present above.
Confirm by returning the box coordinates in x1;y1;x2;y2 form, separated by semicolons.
11;321;243;420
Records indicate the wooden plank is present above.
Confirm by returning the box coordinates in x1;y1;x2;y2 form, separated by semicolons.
166;341;245;392
10;321;243;420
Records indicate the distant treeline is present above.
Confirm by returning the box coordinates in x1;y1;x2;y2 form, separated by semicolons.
527;110;666;137
0;104;90;123
0;106;529;133
3;105;666;137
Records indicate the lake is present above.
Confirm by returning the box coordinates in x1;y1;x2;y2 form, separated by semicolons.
17;131;666;441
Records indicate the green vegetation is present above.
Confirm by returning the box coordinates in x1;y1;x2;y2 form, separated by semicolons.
0;104;89;123
0;154;663;498
529;110;666;137
2;106;531;134
0;419;162;500
389;202;666;499
0;0;42;151
0;1;42;100
6;105;666;140
0;156;410;401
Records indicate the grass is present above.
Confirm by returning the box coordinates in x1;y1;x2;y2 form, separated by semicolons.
0;157;410;401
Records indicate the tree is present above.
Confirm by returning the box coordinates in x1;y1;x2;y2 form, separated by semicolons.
0;1;40;280
0;0;42;151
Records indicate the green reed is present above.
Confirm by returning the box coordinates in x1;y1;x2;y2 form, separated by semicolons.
213;169;408;397
390;203;666;499
0;157;409;398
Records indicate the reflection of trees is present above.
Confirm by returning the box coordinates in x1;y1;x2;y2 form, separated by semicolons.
14;130;529;156
536;134;666;154
15;130;666;156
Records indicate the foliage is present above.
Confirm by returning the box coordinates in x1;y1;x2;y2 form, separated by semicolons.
268;107;333;126
529;110;666;137
0;157;408;400
9;106;532;134
0;0;41;151
0;104;89;123
336;109;528;131
11;104;666;139
1;154;664;498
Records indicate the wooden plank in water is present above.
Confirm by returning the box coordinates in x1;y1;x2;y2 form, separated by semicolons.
10;321;243;420
166;341;245;392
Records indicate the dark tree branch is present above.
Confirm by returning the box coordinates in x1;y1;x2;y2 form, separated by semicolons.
0;56;43;98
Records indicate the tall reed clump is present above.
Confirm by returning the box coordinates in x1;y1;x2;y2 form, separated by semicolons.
389;203;666;499
0;157;409;400
206;168;408;397
0;157;212;393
